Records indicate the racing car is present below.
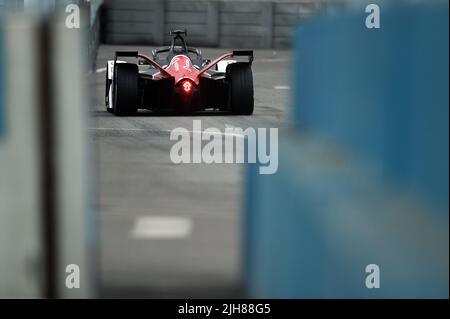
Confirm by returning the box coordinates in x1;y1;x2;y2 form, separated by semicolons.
105;29;254;115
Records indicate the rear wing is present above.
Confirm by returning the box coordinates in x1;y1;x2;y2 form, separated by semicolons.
114;51;138;61
232;50;254;62
198;50;254;75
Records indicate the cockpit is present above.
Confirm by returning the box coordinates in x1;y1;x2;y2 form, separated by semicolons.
150;29;205;69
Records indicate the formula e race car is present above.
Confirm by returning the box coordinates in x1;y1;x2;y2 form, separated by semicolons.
105;29;254;115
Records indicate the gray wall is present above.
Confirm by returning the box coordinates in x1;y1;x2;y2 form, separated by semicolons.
1;0;101;24
104;0;327;49
0;0;23;11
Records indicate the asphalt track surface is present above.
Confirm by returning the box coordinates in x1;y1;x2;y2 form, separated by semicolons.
91;45;291;298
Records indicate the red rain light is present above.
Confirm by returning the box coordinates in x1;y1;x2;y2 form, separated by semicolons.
182;80;192;94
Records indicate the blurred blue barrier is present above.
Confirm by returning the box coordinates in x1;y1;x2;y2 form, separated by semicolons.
245;3;449;298
293;2;449;212
245;134;448;298
0;20;4;140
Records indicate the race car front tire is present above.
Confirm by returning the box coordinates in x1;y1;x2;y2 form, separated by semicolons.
227;63;254;115
113;63;138;116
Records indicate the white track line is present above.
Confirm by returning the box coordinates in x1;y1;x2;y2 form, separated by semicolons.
274;85;290;90
130;216;193;239
96;67;107;73
90;127;158;131
90;128;245;138
258;58;289;62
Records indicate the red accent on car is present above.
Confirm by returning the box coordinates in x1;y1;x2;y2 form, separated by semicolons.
198;52;234;76
137;53;172;77
165;55;200;85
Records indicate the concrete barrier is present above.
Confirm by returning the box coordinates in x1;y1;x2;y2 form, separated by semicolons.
245;2;449;298
103;0;327;48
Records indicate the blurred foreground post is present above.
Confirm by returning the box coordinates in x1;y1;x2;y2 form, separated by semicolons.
0;12;96;298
